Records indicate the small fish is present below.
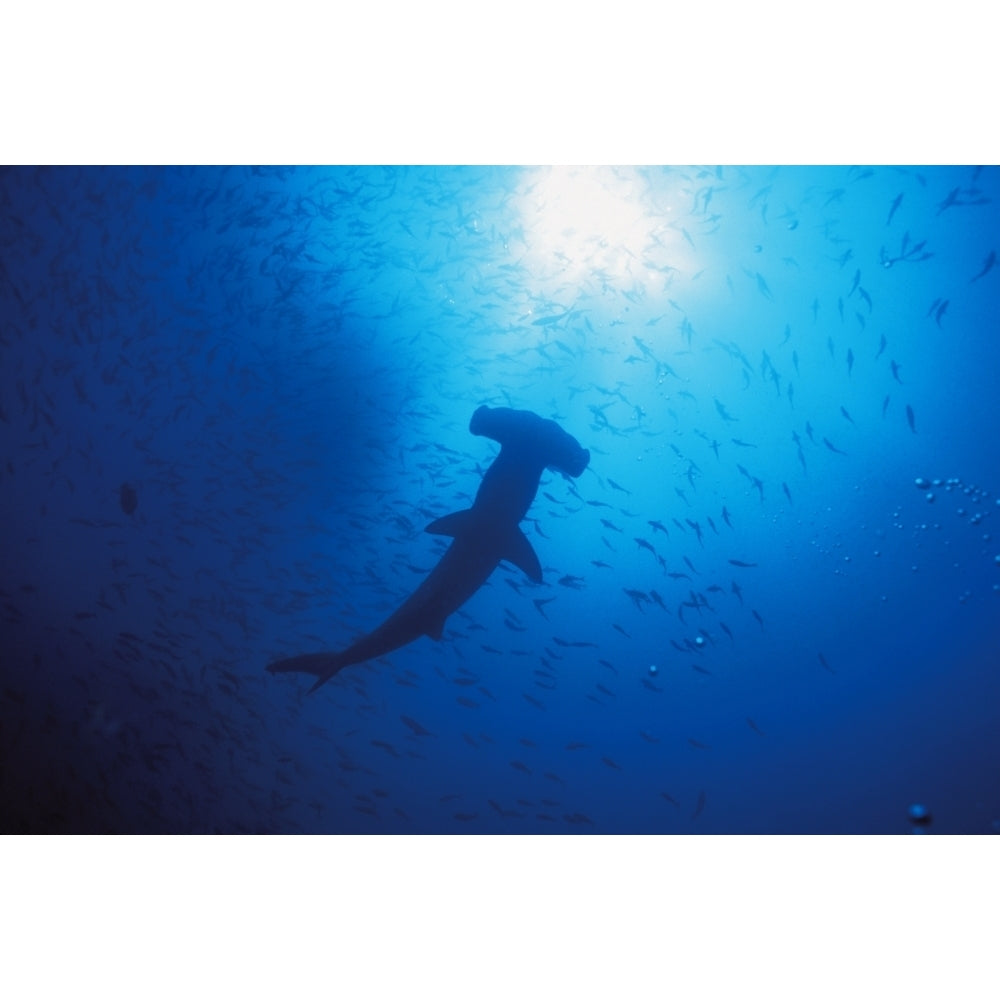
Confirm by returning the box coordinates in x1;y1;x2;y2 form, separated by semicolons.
886;192;903;226
970;250;996;283
728;559;757;568
691;790;707;820
818;652;835;674
746;717;765;736
531;309;575;326
906;405;916;433
119;482;138;516
400;715;433;737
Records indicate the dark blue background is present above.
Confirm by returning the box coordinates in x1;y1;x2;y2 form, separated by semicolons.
2;165;998;833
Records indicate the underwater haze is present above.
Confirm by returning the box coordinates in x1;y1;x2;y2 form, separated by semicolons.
2;164;998;834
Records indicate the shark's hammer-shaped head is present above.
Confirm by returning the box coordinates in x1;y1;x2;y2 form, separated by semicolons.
470;405;590;478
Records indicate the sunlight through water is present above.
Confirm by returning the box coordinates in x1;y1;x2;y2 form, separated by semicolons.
514;166;692;301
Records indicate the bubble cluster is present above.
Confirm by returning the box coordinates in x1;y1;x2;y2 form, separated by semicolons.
910;475;998;597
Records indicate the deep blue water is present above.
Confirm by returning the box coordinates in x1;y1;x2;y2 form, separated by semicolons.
2;164;998;834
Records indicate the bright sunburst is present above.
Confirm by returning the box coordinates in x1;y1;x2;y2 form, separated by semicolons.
515;166;689;296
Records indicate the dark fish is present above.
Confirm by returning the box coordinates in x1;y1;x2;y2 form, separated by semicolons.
886;192;903;226
970;250;996;282
691;790;706;820
531;310;575;326
728;559;757;568
400;715;433;737
818;652;835;674
119;482;138;515
746;717;765;736
371;739;400;758
905;405;916;433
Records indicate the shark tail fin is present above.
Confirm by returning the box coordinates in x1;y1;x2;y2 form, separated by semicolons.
266;651;347;695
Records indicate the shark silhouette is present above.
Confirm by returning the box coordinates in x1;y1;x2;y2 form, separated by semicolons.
267;405;590;693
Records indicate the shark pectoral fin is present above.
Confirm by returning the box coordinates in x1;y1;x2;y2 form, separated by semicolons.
426;509;474;537
424;616;446;641
503;528;543;583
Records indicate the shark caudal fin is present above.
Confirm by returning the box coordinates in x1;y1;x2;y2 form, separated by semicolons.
266;651;347;694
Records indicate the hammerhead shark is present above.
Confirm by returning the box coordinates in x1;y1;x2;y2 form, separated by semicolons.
266;405;590;693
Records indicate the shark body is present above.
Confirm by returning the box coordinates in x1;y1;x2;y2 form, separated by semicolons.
267;405;590;693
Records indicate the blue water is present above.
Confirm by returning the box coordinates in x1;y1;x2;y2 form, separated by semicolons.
2;164;998;834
